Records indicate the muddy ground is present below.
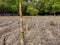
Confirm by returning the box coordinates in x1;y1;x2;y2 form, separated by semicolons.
0;16;60;45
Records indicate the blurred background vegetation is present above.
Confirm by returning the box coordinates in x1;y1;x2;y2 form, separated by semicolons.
0;0;60;16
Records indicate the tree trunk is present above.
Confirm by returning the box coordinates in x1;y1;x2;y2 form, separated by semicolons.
19;3;25;45
54;11;55;16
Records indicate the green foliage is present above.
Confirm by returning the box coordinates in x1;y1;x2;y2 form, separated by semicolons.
52;3;60;12
0;0;60;15
27;6;39;15
0;0;19;14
